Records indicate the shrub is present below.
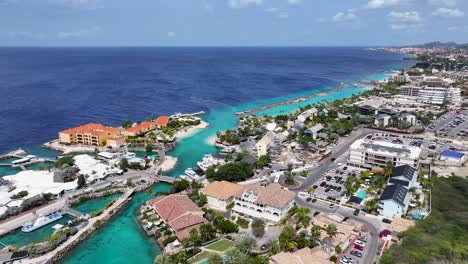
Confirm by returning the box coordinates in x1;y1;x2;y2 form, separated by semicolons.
236;217;250;229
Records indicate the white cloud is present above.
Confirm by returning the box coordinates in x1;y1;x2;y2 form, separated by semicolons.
228;0;263;8
333;11;357;22
366;0;402;9
278;13;289;19
388;11;422;31
432;7;464;17
57;26;101;39
264;7;278;12
167;31;175;38
287;0;302;5
388;10;421;22
428;0;456;7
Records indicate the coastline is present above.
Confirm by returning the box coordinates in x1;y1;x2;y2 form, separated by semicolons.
174;120;210;140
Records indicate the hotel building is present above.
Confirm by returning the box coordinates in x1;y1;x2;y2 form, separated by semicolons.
348;139;421;169
59;123;121;146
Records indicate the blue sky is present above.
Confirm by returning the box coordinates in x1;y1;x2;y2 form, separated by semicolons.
0;0;467;46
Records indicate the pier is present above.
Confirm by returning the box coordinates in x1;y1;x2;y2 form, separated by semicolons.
234;82;347;116
155;175;177;183
0;148;56;168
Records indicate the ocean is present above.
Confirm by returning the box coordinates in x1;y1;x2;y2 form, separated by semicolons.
0;47;413;263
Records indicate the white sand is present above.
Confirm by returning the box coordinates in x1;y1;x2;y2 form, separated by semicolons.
174;121;209;139
205;135;217;145
74;154;112;182
3;170;78;204
160;156;177;172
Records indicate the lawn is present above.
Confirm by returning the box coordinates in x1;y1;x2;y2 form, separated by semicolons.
205;239;234;252
191;251;211;263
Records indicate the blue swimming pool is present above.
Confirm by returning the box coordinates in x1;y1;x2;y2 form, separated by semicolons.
356;190;367;199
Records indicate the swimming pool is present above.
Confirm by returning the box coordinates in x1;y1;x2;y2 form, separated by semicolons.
356;190;367;199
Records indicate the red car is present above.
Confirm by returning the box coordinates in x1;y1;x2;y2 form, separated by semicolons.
354;244;364;251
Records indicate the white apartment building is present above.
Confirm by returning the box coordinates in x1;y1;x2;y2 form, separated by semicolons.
256;131;275;158
389;74;409;83
447;87;462;108
297;107;318;123
348;139;421;169
417;87;447;105
396;85;420;97
232;183;295;223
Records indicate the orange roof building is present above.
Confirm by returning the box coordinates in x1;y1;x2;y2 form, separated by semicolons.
124;121;158;137
155;116;170;127
59;123;121;146
201;181;246;211
149;194;208;240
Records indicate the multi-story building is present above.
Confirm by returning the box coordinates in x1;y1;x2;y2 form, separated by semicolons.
447;87;462;108
389;74;409;83
59;123;121;146
256;131;275;158
396;85;420;97
201;181;245;211
124;121;158;137
348;139;421;169
417;87;447;105
297;107;318;123
378;184;410;219
388;165;418;188
232;183;295;223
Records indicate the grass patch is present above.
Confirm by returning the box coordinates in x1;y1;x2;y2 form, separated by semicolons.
381;177;468;264
205;239;234;252
191;251;211;263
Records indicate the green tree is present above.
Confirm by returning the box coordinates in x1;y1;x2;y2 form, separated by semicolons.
256;155;271;168
77;174;86;189
265;239;280;255
365;198;379;213
55;156;75;168
207;253;223;264
278;226;296;251
219;220;239;234
285;163;295;185
145;144;153;153
153;254;171;264
213;161;253;182
122;120;132;129
310;225;322;238
199;223;217;242
234;235;257;254
325;224;338;238
172;179;190;192
295;207;311;226
251;218;266;238
205;166;215;180
307;186;315;197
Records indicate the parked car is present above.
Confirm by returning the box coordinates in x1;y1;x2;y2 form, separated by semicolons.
353;209;360;216
350;250;362;258
342;217;349;222
354;240;366;247
329;203;335;209
354;244;364;251
313;211;321;216
311;198;317;203
382;218;392;224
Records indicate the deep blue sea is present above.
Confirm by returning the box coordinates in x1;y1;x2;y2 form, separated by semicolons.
0;47;408;153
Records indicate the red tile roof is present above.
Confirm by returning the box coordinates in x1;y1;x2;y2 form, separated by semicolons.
155;116;170;126
149;194;208;240
125;121;156;133
60;123;120;137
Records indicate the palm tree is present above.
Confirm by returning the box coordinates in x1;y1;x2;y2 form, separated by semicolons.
199;223;216;242
278;226;296;251
307;186;316;198
285;163;295;185
325;224;338;238
207;253;223;264
295;207;311;224
251;218;266;237
234;235;257;254
310;224;322;238
365;198;379;213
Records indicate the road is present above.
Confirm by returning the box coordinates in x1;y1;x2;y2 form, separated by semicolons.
296;197;383;264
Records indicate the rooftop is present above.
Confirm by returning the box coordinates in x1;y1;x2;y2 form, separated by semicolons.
235;183;295;209
60;123;120;137
155;116;170;126
125;121;157;133
351;139;421;159
379;184;408;206
270;247;331;264
391;165;417;181
441;150;465;159
149;194;204;222
201;181;246;200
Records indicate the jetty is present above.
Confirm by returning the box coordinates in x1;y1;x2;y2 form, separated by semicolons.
155;175;177;183
0;149;56;168
234;82;347;116
0;149;28;160
171;111;206;118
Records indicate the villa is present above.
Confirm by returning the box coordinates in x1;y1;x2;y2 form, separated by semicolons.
59;123;121;146
256;131;276;158
124;121;159;137
201;181;246;211
232;183;295;223
149;194;208;240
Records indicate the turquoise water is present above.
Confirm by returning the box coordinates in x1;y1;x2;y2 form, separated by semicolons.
356;190;367;199
60;183;171;264
72;193;121;214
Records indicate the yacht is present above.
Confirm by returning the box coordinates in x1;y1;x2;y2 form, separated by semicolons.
22;213;63;232
185;168;197;178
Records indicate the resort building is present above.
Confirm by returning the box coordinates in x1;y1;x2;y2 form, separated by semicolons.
256;131;275;158
396;85;420;97
397;113;416;126
378;184;410;219
358;105;378;116
59;123;121;146
201;181;246;211
417;87;446;105
297;107;318;123
149;194;208;240
106;135;126;148
374;114;391;127
447;87;462;108
348;139;421;169
304;123;324;140
124;121;158;137
232;183;295;223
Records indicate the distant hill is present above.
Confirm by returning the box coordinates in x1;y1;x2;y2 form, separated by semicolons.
403;41;468;49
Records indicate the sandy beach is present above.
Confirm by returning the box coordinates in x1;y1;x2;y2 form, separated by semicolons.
174;120;209;139
205;135;217;145
160;155;177;172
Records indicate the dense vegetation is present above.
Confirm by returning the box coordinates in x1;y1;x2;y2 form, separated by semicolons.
207;161;254;182
381;177;468;264
55;155;75;168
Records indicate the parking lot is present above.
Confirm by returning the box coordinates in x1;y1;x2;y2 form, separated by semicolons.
427;111;468;139
340;233;371;264
313;164;364;202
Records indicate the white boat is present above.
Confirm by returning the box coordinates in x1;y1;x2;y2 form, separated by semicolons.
185;168;197;177
22;213;63;232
